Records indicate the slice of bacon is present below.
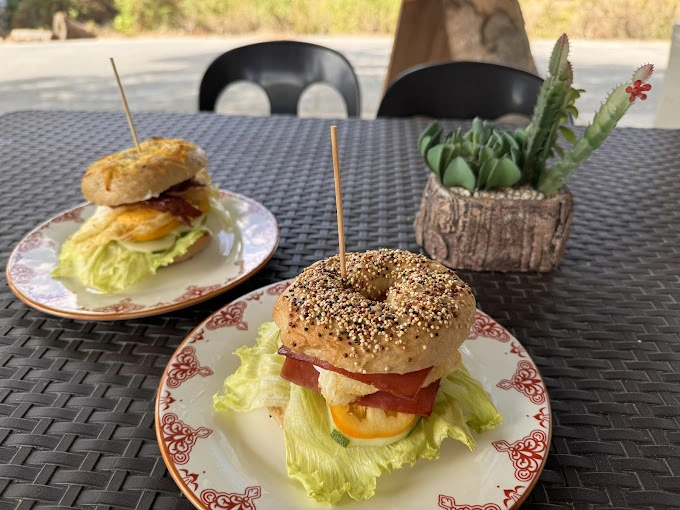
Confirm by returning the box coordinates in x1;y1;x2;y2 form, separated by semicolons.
139;195;202;225
357;380;439;416
280;356;440;416
280;356;320;393
278;345;432;399
165;178;206;193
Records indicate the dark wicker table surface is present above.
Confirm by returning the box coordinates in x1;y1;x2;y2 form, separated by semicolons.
0;110;679;510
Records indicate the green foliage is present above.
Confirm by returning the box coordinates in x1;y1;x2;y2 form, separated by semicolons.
112;0;400;34
522;34;582;187
6;0;679;37
536;64;654;195
419;119;525;192
9;0;115;28
114;0;180;33
520;0;680;40
419;36;653;196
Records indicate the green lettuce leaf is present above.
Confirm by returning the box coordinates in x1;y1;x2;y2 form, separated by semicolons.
440;365;503;433
52;194;232;294
213;322;290;412
52;227;206;293
213;322;502;505
208;196;232;231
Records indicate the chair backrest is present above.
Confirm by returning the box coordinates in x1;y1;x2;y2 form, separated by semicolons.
378;61;543;120
199;41;361;117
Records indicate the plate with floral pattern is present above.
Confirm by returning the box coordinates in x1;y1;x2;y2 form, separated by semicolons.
6;191;278;320
155;280;552;510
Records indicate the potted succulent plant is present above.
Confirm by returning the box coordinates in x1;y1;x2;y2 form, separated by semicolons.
414;34;653;272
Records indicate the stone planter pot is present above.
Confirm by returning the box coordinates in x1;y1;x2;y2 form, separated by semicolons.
414;174;574;272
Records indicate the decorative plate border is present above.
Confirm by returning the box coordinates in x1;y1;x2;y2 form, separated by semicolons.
5;191;279;321
156;281;552;510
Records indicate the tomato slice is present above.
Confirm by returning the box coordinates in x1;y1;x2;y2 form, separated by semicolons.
330;404;418;439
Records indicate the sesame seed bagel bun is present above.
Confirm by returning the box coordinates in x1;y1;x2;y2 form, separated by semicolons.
170;232;211;264
273;249;475;375
82;138;208;206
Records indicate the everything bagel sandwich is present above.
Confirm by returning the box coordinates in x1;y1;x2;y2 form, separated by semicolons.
52;138;231;293
214;249;502;504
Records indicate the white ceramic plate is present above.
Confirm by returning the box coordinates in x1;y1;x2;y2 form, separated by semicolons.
5;191;279;320
156;281;552;510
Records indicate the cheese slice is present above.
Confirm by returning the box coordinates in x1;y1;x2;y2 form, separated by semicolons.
317;367;378;406
119;234;178;253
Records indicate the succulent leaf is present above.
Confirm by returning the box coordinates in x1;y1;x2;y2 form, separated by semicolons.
503;131;520;151
420;136;434;158
549;33;570;78
514;128;527;145
478;146;495;168
485;158;522;190
443;157;476;191
470;117;483;144
418;121;442;159
510;146;522;165
632;64;654;83
537;67;654;195
426;144;447;179
460;141;476;158
566;105;579;118
523;80;571;186
418;36;654;196
478;158;497;189
559;126;577;144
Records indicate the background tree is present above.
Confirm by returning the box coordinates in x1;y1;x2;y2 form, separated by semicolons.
9;0;115;29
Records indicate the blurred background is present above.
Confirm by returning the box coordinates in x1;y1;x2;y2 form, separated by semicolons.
1;0;678;126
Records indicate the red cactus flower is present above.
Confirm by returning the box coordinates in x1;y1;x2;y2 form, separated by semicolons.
626;79;652;102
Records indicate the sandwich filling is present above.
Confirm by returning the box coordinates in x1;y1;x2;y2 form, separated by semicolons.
214;322;502;505
52;179;231;293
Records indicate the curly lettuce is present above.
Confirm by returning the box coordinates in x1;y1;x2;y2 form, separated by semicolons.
213;322;502;505
52;228;207;293
52;197;231;294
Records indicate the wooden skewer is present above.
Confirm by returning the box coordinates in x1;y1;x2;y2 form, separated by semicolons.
330;125;346;278
109;57;141;153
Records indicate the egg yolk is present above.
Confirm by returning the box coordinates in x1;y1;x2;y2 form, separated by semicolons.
116;207;180;242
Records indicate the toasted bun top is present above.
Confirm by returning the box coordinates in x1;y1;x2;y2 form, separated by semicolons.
81;138;208;206
273;249;476;375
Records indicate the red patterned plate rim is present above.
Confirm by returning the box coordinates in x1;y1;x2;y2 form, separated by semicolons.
5;190;279;321
155;280;552;510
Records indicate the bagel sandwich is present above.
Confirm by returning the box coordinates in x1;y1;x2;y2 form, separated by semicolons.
214;249;502;504
52;138;232;293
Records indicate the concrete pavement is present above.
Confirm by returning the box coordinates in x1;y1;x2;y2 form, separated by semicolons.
0;36;670;127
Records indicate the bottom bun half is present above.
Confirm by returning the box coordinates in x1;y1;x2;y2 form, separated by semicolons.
170;232;211;264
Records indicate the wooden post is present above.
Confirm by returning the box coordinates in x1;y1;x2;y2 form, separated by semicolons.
53;12;96;40
384;0;450;92
384;0;537;92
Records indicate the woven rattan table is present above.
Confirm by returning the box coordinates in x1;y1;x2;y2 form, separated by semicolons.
0;111;679;509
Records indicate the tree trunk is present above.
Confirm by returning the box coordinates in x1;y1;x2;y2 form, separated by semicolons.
385;0;536;90
442;0;536;74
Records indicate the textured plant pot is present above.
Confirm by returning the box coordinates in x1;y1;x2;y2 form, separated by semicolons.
414;174;574;272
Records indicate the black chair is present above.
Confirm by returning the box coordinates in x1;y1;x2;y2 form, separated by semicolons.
378;61;543;120
199;41;361;117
